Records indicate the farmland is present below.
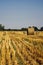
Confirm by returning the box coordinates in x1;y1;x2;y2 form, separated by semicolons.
0;31;43;65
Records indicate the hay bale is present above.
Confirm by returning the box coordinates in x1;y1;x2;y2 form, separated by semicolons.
28;27;34;35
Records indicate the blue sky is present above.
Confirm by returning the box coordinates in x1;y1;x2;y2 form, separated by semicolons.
0;0;43;29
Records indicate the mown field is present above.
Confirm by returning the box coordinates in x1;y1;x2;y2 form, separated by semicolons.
0;31;43;65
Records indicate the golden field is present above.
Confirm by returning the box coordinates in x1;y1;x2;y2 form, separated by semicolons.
0;31;43;65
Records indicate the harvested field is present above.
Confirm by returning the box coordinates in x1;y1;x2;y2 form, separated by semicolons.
0;31;43;65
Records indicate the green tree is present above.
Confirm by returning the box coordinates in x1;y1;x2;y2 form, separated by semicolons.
0;24;5;30
40;27;43;31
32;26;39;31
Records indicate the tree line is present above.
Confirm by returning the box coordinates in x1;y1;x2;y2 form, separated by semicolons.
0;24;43;31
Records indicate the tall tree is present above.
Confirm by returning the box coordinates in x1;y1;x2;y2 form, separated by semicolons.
40;27;43;31
0;24;5;30
32;26;39;31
